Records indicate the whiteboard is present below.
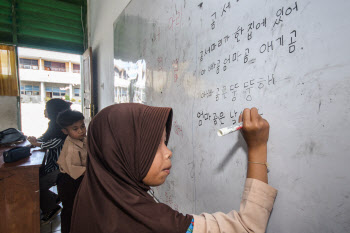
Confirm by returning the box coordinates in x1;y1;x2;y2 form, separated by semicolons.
113;0;350;232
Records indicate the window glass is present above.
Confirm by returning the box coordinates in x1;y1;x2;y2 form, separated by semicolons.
74;88;80;97
25;85;33;91
73;64;80;73
19;58;39;69
51;62;66;72
44;61;51;71
53;87;60;92
44;61;66;72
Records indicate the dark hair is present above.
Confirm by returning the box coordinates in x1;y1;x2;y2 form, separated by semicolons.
40;99;72;141
46;99;72;120
56;109;85;128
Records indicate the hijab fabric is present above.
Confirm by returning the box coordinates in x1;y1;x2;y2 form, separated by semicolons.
70;103;192;233
40;99;72;141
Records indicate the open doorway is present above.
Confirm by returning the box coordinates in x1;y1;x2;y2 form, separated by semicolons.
18;47;82;137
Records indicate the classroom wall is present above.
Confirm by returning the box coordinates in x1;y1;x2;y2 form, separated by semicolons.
87;0;131;111
0;96;19;131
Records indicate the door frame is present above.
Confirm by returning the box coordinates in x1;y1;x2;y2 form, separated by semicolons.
81;47;97;125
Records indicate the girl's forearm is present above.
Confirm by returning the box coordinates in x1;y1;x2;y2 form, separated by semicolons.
247;145;268;184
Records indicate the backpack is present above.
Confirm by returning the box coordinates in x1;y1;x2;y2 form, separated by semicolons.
0;128;27;145
3;146;32;163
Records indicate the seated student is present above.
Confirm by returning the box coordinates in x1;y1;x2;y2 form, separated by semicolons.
56;109;87;233
27;99;72;224
70;104;277;233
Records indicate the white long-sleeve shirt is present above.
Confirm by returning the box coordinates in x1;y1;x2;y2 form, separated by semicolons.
193;178;277;233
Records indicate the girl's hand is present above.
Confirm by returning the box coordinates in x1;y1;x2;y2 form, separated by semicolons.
239;108;270;183
27;136;41;147
239;107;269;153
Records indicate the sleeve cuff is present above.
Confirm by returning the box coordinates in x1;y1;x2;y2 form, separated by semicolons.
243;178;278;211
192;214;219;233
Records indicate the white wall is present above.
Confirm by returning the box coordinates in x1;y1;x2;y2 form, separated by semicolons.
0;96;19;131
88;0;131;110
113;0;350;232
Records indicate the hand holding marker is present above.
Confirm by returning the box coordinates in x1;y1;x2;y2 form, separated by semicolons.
217;122;243;136
217;108;265;137
217;108;270;179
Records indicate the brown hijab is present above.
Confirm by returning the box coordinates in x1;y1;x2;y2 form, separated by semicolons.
70;103;192;233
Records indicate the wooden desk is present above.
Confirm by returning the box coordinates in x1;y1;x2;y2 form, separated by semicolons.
0;142;45;233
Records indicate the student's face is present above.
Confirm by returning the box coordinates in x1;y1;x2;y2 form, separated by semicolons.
62;120;86;140
143;128;172;186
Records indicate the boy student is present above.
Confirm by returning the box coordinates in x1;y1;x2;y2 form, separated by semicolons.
56;109;87;233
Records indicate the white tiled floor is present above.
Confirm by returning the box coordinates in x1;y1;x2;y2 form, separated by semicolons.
41;186;62;233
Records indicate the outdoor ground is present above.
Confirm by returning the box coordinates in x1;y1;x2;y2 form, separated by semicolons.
21;102;82;137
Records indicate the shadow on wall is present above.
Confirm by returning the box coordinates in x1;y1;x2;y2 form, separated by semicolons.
215;133;248;173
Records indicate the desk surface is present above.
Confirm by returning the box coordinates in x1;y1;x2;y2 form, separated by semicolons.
0;141;45;169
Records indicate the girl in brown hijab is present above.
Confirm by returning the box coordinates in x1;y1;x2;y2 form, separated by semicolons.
70;103;277;233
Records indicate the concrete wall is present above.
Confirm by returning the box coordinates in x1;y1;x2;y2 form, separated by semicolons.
88;0;131;111
0;96;19;131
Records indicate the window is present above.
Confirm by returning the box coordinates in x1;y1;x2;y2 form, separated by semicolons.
33;85;40;95
23;85;40;95
19;58;39;70
74;88;80;97
25;85;32;95
73;64;80;73
46;86;67;97
44;61;66;72
52;87;60;96
44;61;51;71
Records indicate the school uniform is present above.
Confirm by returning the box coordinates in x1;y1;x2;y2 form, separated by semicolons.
57;136;87;233
191;178;277;233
